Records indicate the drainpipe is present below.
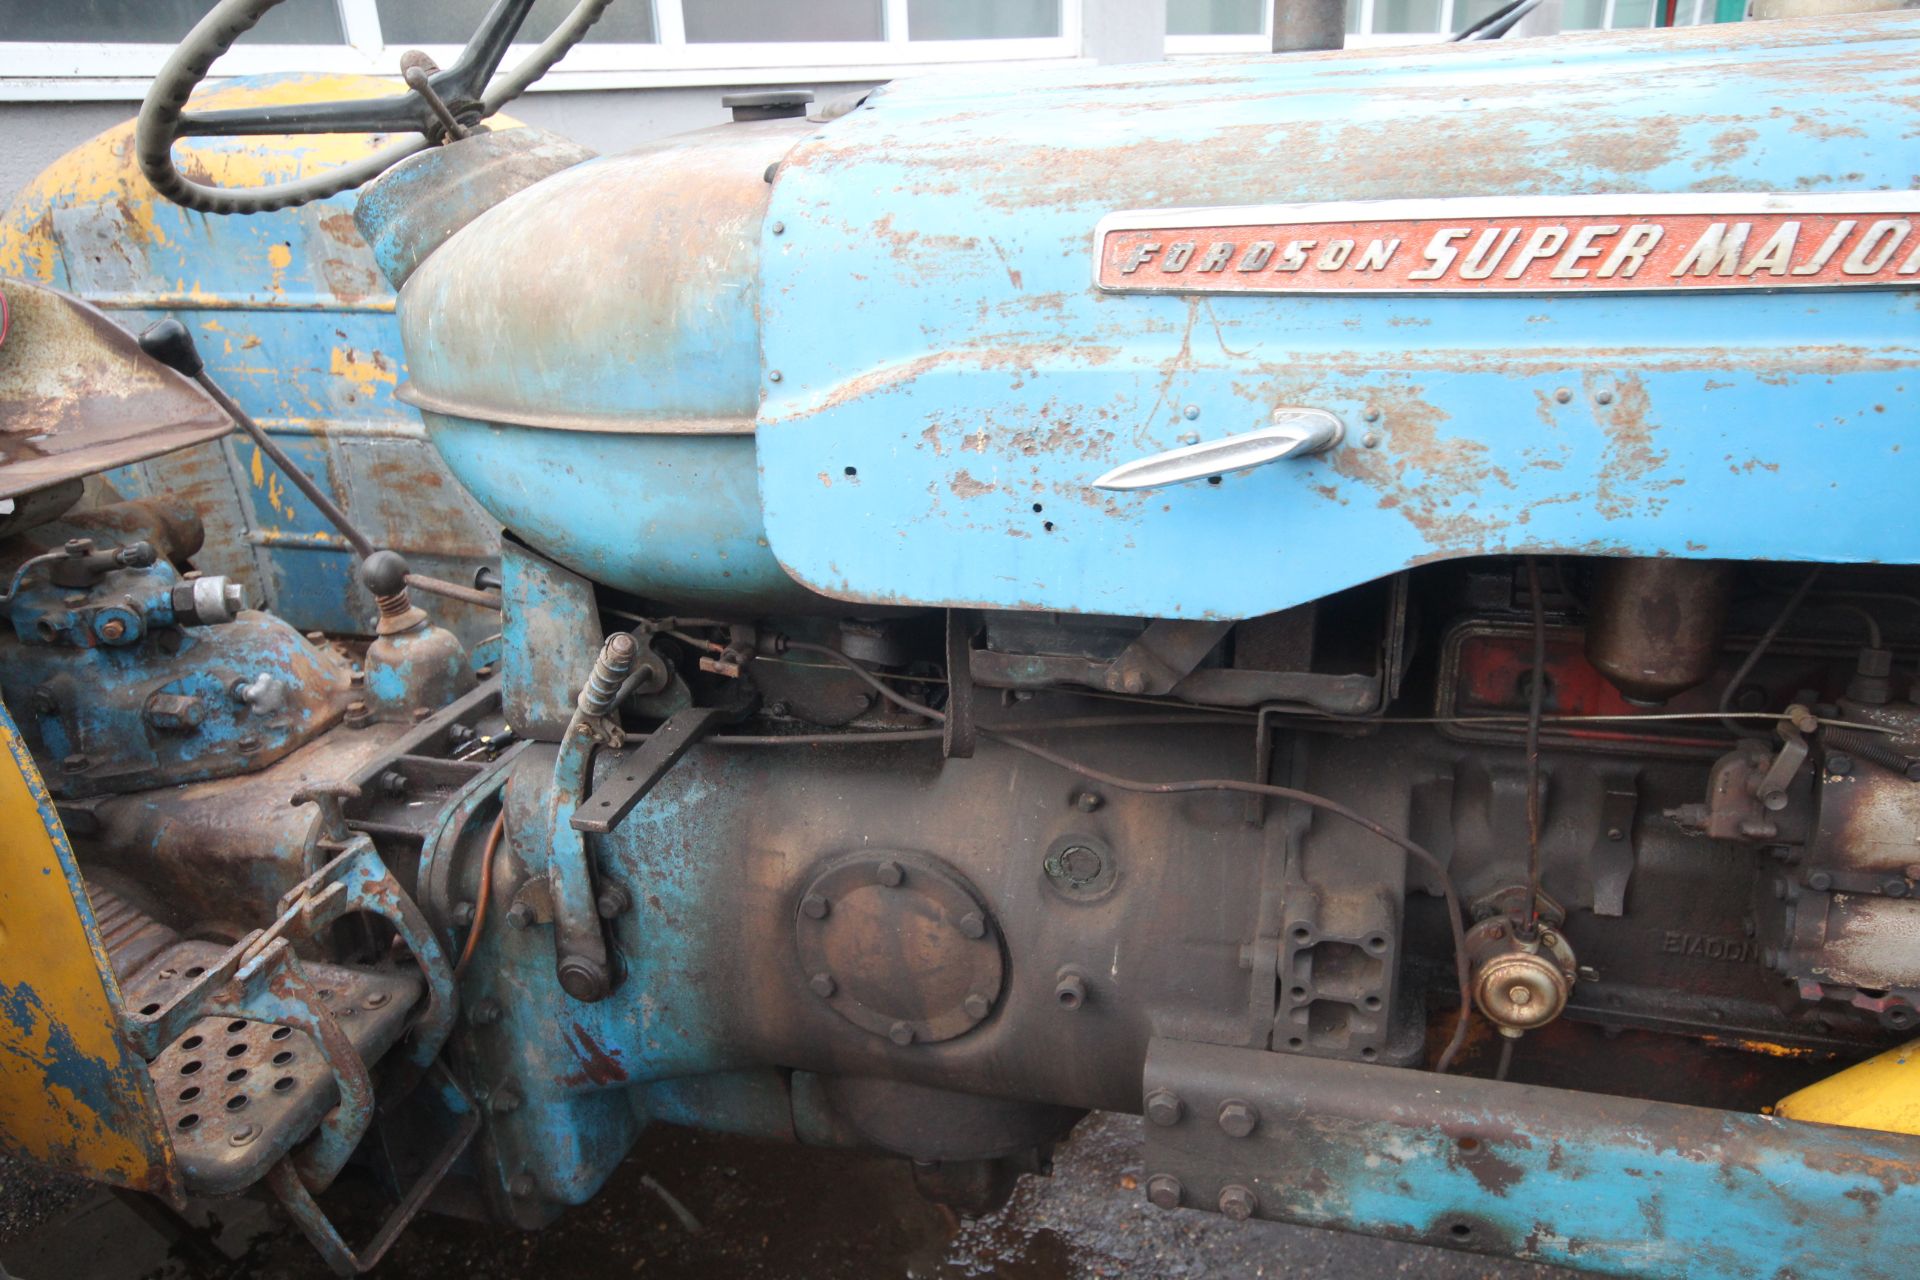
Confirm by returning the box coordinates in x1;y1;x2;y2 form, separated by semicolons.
1272;0;1347;50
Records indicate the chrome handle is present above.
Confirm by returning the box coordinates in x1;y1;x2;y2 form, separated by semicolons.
1091;407;1345;492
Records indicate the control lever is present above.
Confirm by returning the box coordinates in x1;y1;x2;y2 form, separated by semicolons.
1092;407;1344;491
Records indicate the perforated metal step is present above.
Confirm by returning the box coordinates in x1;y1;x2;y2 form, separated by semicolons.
122;941;421;1196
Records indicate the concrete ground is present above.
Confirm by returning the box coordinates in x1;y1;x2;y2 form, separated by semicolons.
1;1112;1572;1280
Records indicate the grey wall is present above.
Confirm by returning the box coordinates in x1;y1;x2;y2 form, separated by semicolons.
0;81;882;207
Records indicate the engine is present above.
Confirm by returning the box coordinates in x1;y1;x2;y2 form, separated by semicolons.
4;7;1920;1278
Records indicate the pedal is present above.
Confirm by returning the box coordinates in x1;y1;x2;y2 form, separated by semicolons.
122;941;422;1196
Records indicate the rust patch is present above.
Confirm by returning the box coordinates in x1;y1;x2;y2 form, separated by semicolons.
949;469;996;498
560;1022;630;1088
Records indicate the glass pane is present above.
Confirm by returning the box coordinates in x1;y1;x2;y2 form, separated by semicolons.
1562;0;1608;26
1450;0;1508;29
1346;0;1362;32
1372;0;1442;30
683;0;883;41
909;0;1058;39
12;0;343;43
376;0;657;45
1610;0;1655;23
1168;0;1264;35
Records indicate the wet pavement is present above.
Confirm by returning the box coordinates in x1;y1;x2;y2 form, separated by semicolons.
3;1111;1569;1280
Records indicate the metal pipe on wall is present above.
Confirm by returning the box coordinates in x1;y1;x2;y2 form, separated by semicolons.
1272;0;1347;50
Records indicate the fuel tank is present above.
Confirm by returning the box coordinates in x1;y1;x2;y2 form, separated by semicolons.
388;14;1920;618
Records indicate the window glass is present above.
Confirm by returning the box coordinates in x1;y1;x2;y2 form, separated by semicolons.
1450;0;1509;29
1346;0;1363;32
1562;0;1609;26
909;0;1058;39
1372;0;1443;30
12;0;343;43
376;0;658;45
1610;0;1656;21
683;0;883;42
1167;0;1264;34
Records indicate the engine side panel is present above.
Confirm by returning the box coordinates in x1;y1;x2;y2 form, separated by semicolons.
756;15;1920;619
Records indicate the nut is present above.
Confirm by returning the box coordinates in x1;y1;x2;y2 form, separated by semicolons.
888;1020;915;1046
1218;1099;1259;1138
505;901;535;929
1145;1174;1183;1211
1218;1185;1257;1221
808;972;836;998
876;859;904;887
957;911;987;940
963;993;992;1021
800;893;830;920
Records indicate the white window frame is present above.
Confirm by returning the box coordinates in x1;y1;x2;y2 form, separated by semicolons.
1163;0;1681;53
0;0;1087;101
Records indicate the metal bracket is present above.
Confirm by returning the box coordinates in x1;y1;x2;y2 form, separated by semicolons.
943;608;977;760
1107;620;1235;696
570;706;723;835
1588;779;1639;918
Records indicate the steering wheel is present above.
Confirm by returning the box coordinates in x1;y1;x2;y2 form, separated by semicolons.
136;0;613;215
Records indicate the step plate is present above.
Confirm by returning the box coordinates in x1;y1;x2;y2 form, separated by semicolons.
124;941;421;1196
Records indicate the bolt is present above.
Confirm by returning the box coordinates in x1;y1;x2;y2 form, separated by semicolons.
1829;752;1855;775
411;706;433;723
1539;931;1558;948
1218;1185;1257;1221
505;901;535;929
958;911;987;940
771;220;785;235
97;618;126;642
801;893;830;920
597;884;632;918
1144;1089;1184;1127
1885;878;1910;898
236;735;261;752
809;972;837;998
1554;387;1572;404
490;1087;522;1115
1120;669;1147;695
366;990;391;1009
452;901;476;928
380;770;408;798
767;701;790;717
470;999;501;1026
29;687;56;715
509;1173;536;1198
229;1124;259;1147
1145;1174;1183;1210
1074;791;1102;813
1508;985;1533;1007
1487;924;1506;940
61;754;89;773
1183;404;1200;420
1596;389;1615;405
1607;827;1624;842
1363;408;1381;423
1218;1099;1259;1138
1054;973;1087;1009
768;369;783;383
876;859;904;887
888;1020;916;1046
963;992;992;1021
1361;431;1380;449
1808;871;1834;892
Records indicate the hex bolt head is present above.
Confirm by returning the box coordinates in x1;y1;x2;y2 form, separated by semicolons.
958;911;987;940
876;859;904;887
1218;1185;1257;1221
1828;752;1855;775
505;901;535;929
452;902;476;928
888;1020;916;1046
1145;1174;1183;1210
1144;1089;1184;1127
1808;871;1834;892
597;884;632;919
97;618;127;642
1595;389;1615;406
963;992;992;1021
1884;878;1910;898
1218;1099;1259;1138
801;893;830;920
1553;387;1572;404
490;1086;523;1115
1073;790;1103;813
470;999;502;1026
809;972;837;998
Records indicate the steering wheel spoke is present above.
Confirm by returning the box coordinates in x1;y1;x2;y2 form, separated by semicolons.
136;0;613;215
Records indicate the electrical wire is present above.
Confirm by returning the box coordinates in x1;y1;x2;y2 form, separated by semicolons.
1523;557;1546;932
1718;566;1822;736
780;637;1480;1073
455;810;505;978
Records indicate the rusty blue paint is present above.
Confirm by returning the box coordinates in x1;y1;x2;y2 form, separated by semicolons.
751;15;1920;618
1144;1038;1920;1280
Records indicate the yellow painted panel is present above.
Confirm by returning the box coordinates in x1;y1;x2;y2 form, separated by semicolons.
1777;1038;1920;1136
0;699;172;1191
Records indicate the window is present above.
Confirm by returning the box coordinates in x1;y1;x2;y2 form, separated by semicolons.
0;0;1083;100
1166;0;1726;50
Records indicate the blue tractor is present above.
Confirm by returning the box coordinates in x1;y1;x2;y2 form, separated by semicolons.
2;1;1918;1274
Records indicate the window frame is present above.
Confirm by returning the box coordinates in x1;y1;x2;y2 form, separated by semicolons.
0;0;1087;101
1163;0;1714;52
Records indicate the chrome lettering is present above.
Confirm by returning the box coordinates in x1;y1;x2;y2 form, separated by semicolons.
1740;222;1801;276
1163;241;1196;272
1596;224;1662;278
1316;239;1354;270
1843;219;1912;274
1460;227;1522;280
1236;240;1276;271
1195;241;1236;272
1276;240;1315;272
1550;223;1619;279
1352;237;1401;272
1408;227;1469;280
1120;241;1161;274
1505;226;1570;279
1791;220;1854;275
1671;222;1751;277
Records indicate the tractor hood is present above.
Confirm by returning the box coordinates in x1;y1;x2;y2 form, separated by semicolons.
395;13;1920;619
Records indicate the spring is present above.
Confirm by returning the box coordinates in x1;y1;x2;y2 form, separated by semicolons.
579;632;638;718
